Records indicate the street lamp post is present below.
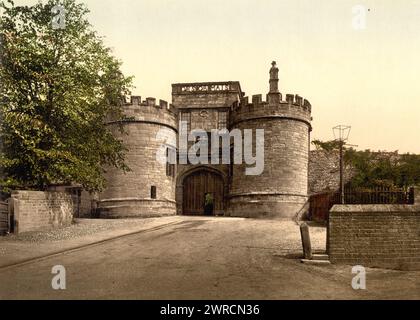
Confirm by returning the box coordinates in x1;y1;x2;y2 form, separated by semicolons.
325;125;352;255
333;125;351;204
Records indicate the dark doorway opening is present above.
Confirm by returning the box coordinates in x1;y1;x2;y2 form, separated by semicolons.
182;170;224;216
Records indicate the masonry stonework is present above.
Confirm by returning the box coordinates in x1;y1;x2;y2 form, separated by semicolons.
99;100;178;218
100;62;312;218
229;104;311;218
10;190;73;233
308;150;356;194
328;203;420;270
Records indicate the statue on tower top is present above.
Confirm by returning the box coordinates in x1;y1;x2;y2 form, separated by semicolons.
269;61;279;93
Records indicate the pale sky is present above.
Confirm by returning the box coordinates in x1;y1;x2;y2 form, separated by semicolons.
13;0;420;153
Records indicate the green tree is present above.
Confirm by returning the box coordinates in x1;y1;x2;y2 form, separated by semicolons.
312;139;343;152
398;153;420;187
344;149;397;189
312;140;420;189
0;0;133;191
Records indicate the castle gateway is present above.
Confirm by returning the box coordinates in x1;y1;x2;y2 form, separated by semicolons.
99;62;312;219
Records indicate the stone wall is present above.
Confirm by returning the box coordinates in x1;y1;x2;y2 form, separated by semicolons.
308;150;355;194
172;82;242;110
229;118;309;218
47;185;96;218
99;99;177;218
328;193;420;270
10;190;73;234
228;94;311;218
188;108;223;132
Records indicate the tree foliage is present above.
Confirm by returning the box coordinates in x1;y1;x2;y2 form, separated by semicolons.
312;139;343;152
0;0;133;191
312;140;420;189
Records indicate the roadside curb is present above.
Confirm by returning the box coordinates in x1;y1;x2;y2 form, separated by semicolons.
0;220;185;270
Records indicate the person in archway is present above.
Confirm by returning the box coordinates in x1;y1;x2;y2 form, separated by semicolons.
204;193;214;216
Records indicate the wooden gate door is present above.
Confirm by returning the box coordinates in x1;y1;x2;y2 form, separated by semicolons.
0;201;9;235
183;171;224;215
309;192;335;221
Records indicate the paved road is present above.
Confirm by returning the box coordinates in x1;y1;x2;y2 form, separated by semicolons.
0;217;419;299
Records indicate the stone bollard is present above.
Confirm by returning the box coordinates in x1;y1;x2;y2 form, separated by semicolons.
300;222;312;260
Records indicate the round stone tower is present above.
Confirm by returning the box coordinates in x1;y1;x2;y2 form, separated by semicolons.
228;61;312;218
99;96;178;218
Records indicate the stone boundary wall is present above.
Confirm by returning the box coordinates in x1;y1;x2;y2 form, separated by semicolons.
47;186;96;218
329;191;420;270
308;150;355;194
10;190;73;233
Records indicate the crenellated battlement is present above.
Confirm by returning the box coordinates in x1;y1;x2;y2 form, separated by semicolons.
283;94;312;112
106;95;178;131
124;96;177;115
235;93;311;111
231;92;312;127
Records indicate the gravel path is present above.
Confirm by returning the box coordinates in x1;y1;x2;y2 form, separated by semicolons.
0;218;327;254
0;218;163;243
1;217;418;299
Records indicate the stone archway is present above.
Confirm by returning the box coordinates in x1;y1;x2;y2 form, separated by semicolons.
177;167;226;216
